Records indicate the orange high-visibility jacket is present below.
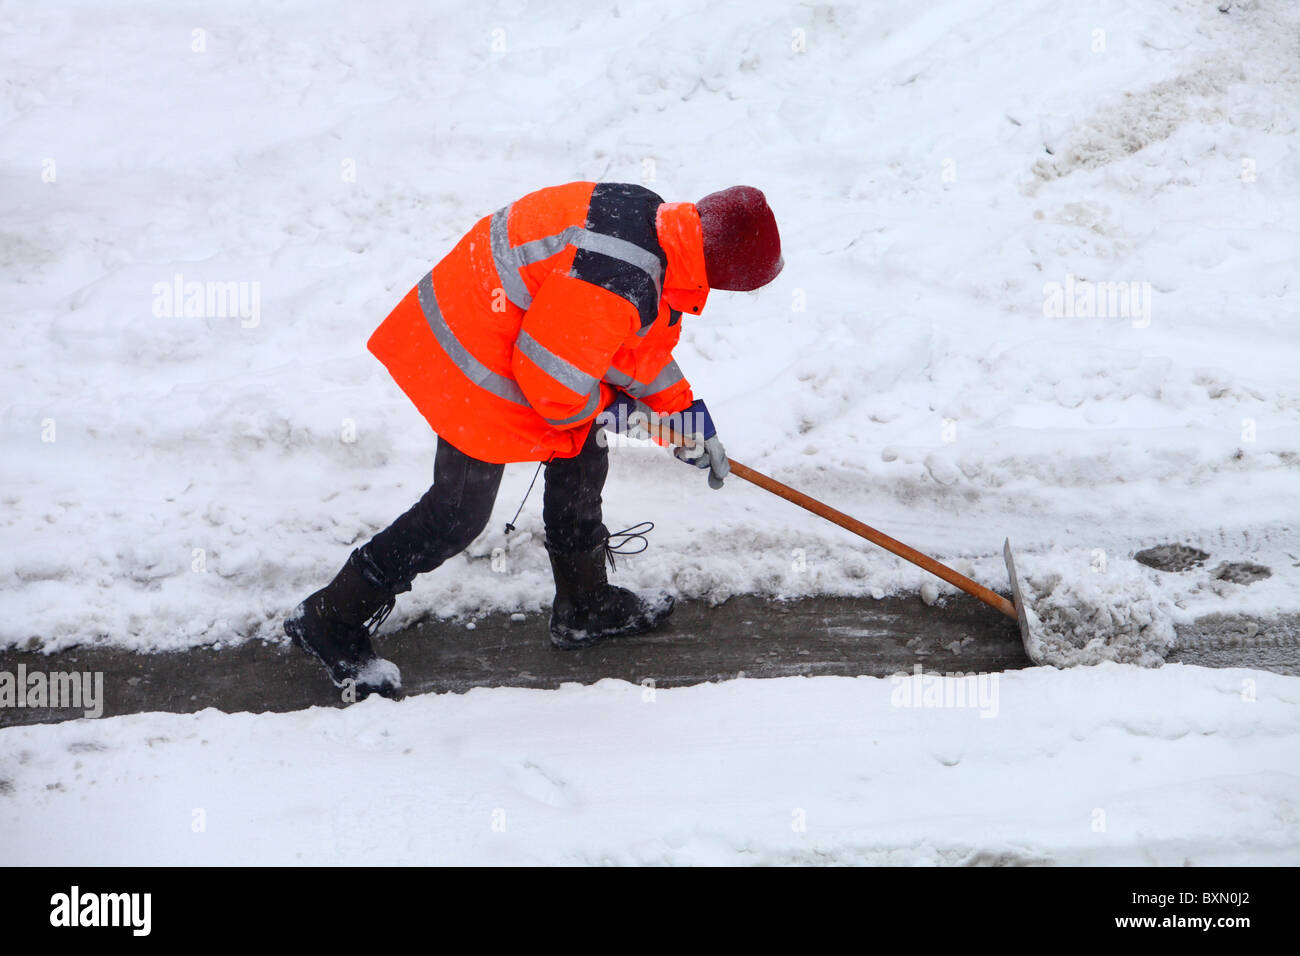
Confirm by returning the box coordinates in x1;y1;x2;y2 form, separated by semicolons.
368;181;711;464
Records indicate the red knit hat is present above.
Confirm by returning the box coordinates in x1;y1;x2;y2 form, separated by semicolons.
695;186;783;291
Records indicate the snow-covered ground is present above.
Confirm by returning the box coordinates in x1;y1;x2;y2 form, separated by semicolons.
3;0;1297;654
4;0;1298;868
3;664;1297;865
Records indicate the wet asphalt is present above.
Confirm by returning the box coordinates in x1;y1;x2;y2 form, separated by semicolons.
1;594;1296;728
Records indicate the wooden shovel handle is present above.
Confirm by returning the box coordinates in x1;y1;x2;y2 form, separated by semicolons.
728;460;1016;618
650;419;1017;619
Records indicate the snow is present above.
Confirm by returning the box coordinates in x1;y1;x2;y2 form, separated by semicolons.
2;1;1298;865
3;0;1298;654
355;656;401;695
1021;549;1178;668
2;665;1296;865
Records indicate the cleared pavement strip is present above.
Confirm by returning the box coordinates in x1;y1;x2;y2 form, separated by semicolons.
1;596;1294;728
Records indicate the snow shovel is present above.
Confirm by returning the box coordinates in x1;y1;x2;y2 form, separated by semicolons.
645;418;1041;664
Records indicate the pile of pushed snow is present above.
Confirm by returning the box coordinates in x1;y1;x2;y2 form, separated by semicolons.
1023;553;1176;668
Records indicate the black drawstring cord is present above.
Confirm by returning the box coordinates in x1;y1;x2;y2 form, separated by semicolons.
365;597;396;634
602;521;654;571
504;461;544;534
498;458;653;571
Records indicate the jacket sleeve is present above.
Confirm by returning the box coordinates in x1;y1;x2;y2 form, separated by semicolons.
510;273;635;430
609;311;694;416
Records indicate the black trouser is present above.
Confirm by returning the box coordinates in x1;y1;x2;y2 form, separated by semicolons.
352;425;610;594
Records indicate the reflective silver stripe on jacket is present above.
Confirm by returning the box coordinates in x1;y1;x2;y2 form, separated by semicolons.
490;204;664;312
416;272;529;406
636;359;684;397
541;383;603;427
515;329;597;396
490;207;533;310
602;359;684;399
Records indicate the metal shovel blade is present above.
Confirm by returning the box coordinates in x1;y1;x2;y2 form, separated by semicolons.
1003;539;1044;665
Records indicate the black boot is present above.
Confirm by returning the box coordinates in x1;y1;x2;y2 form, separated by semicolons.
546;539;674;650
284;552;403;700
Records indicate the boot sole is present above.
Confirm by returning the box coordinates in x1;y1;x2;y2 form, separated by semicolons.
549;596;675;650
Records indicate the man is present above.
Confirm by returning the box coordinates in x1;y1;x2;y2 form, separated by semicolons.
286;181;783;699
